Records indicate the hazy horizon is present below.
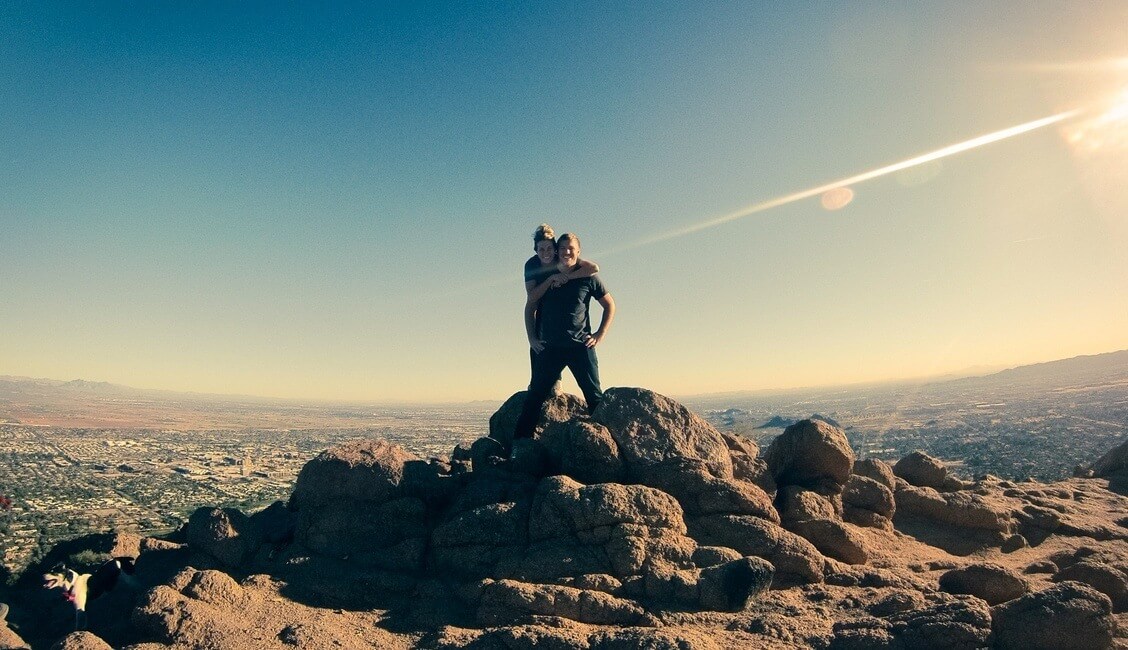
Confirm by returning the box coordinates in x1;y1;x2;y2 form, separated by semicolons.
5;347;1126;407
3;3;1127;401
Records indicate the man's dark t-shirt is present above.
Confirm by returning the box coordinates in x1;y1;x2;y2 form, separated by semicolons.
536;275;609;346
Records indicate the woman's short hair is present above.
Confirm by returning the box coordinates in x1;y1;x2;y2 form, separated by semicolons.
532;223;556;244
557;232;580;248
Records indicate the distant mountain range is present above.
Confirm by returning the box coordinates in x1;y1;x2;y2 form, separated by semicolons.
2;348;1126;407
950;349;1128;387
682;348;1128;406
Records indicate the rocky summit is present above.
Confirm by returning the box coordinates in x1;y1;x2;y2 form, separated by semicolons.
4;387;1128;649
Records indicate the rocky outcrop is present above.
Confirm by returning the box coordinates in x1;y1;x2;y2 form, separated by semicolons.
16;386;1128;649
1089;438;1128;478
842;474;895;529
477;578;654;626
539;419;625;485
489;391;588;447
186;507;260;569
894;451;950;489
763;419;854;493
686;514;823;584
761;420;875;565
0;624;29;650
289;439;427;571
992;582;1117;649
270;389;806;624
895;482;1015;543
592;387;735;482
49;631;112;650
888;595;994;648
938;563;1030;605
1053;560;1128;608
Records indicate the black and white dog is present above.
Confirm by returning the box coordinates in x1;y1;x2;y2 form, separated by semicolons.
42;556;136;630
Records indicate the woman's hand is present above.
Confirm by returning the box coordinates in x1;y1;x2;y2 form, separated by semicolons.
548;273;569;288
529;337;546;353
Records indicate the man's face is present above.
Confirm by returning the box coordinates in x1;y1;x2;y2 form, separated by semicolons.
535;240;556;265
558;240;580;267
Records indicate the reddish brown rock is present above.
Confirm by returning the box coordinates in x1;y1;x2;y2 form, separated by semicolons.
489;391;589;447
938;562;1030;605
763;419;854;492
539;419;626;485
893;451;950;490
291;439;415;510
592;387;734;481
992;582;1116;650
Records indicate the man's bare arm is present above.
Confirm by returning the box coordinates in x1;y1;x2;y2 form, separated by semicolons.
571;258;599;278
586;293;615;348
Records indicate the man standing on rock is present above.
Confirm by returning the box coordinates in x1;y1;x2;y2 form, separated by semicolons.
514;233;615;440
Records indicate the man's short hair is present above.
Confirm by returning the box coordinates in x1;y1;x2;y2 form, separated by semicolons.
533;223;556;245
557;232;581;248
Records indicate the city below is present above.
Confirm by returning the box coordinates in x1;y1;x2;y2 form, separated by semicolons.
2;349;1126;575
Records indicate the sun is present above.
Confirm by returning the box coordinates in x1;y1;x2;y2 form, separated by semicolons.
1063;87;1128;154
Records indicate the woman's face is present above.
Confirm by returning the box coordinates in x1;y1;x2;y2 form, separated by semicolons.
535;240;557;266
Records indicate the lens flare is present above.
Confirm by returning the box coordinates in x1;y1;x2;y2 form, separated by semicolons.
820;187;854;211
602;110;1079;255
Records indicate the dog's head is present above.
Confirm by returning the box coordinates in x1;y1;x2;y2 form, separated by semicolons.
43;564;79;592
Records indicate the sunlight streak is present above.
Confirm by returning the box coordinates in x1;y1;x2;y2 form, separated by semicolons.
601;110;1081;255
1064;88;1128;153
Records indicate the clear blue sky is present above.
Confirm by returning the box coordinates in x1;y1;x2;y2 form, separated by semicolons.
3;2;1127;402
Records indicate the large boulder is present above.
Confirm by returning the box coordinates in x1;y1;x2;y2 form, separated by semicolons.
49;632;112;650
477;579;653;626
1053;560;1128;607
539;419;626;484
842;475;895;529
528;476;686;541
472;476;703;585
852;458;896;491
644;458;778;523
186;507;259;568
763;419;854;492
592;387;734;481
894;451;962;491
289;440;428;569
895;484;1013;533
788;519;867;565
887;595;993;649
698;557;774;611
777;486;840;524
489;392;588;446
687;514;824;584
938;563;1030;605
992;582;1116;649
1089;438;1128;477
291;439;414;510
